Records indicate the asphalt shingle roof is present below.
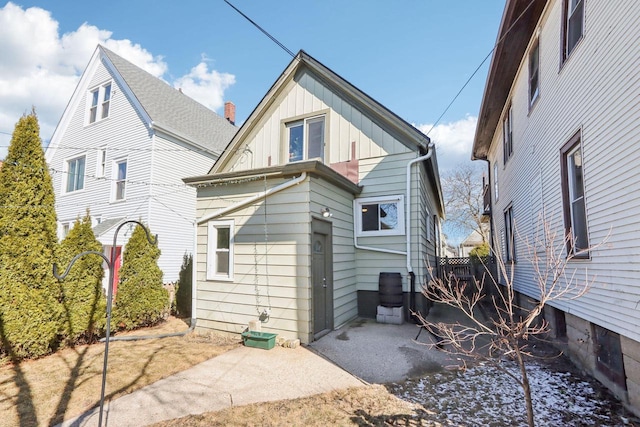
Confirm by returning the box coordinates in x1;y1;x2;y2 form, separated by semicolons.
100;46;237;154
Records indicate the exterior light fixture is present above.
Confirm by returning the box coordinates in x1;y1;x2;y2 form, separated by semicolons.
321;207;333;218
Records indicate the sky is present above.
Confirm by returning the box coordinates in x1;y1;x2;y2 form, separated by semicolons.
0;0;505;172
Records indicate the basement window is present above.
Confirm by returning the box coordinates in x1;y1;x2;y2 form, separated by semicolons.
593;324;626;388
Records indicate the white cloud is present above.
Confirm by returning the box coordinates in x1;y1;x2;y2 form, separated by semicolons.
416;115;479;172
0;2;233;159
173;61;236;112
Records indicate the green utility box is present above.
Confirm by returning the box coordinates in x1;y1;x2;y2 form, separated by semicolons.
241;331;277;350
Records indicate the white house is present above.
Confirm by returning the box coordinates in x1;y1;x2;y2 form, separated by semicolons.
184;51;444;344
473;0;640;414
45;45;237;287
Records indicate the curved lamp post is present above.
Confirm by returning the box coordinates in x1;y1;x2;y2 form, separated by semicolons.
54;220;157;427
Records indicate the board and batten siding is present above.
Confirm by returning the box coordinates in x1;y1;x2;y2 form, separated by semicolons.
487;0;640;342
195;178;315;342
223;68;410;173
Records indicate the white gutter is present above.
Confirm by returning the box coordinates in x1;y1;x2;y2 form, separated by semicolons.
196;172;307;225
406;143;435;274
353;218;407;256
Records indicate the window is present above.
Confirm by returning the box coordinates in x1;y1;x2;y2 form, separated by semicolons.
426;207;432;242
207;220;234;280
66;155;86;193
503;105;513;163
561;132;589;257
504;205;515;262
287;115;325;162
529;40;540;106
113;159;127;201
96;147;107;177
563;0;584;60
355;195;405;236
493;163;499;201
593;324;626;387
88;82;113;124
61;222;71;240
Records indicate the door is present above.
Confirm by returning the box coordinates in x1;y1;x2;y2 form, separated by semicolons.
312;219;333;339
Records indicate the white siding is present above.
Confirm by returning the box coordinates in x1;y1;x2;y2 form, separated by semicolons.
487;0;640;342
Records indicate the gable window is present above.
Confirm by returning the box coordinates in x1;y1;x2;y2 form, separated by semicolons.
207;220;234;280
113;159;127;201
355;195;405;237
561;132;589;257
529;40;540;106
66;155;86;193
504;205;515;262
287;115;325;162
563;0;585;60
88;82;113;124
96;147;107;177
503;105;513;164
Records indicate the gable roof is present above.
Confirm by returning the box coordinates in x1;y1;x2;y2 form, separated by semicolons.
472;0;547;160
46;45;237;162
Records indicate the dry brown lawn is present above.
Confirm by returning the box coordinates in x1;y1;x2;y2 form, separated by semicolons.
0;317;239;427
152;384;440;427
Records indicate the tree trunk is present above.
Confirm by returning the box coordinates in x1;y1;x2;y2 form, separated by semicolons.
515;347;535;427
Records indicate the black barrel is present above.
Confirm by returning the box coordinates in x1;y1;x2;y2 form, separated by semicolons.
379;272;403;308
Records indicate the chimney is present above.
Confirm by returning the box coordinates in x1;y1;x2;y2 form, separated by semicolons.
224;101;236;125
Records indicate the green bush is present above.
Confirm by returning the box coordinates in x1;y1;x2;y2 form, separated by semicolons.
58;213;106;344
0;112;62;359
114;224;168;330
469;242;490;263
174;254;192;318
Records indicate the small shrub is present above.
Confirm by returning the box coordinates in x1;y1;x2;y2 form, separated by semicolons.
174;254;192;318
469;242;490;263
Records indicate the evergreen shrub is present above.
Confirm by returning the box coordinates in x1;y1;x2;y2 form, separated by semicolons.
174;254;192;318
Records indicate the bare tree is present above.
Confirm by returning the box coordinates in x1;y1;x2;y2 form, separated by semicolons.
417;218;604;427
441;163;488;243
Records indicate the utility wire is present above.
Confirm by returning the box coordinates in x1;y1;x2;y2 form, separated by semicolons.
224;0;296;58
425;0;538;136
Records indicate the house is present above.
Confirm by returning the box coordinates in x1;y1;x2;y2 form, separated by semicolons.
472;0;640;414
458;229;485;257
45;45;237;287
184;50;444;344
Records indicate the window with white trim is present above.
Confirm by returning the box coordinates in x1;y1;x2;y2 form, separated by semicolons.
113;159;127;201
426;207;432;242
504;205;515;262
65;155;86;193
561;132;589;257
287;115;325;162
494;163;499;201
355;195;405;237
503;104;513;164
88;82;113;124
207;220;234;280
96;147;107;177
563;0;585;61
529;40;540;106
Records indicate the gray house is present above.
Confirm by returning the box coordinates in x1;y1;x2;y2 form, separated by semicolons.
45;45;237;288
184;51;444;344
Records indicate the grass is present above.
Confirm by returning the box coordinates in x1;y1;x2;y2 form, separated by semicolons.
151;384;440;427
0;317;239;427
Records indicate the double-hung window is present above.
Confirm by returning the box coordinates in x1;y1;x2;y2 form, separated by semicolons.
88;82;113;124
561;132;589;257
504;205;515;262
503;105;513;164
66;155;86;193
355;195;405;237
563;0;585;60
207;220;234;280
113;159;127;201
529;40;540;106
96;147;107;177
287;115;325;162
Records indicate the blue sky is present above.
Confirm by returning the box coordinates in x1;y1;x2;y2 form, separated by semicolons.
0;1;505;171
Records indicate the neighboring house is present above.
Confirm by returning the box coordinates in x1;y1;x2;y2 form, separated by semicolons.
184;51;444;344
458;229;485;257
473;0;640;414
45;45;237;288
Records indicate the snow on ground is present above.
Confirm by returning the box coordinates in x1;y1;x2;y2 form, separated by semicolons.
388;360;635;426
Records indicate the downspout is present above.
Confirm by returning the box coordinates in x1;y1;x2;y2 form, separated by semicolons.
406;143;435;321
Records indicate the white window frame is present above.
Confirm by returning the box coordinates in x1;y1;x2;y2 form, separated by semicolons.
354;195;405;237
503;104;513;164
286;115;326;163
564;0;585;60
426;207;432;242
529;39;540;107
111;158;127;202
494;163;499;201
60;221;72;240
207;220;235;281
87;81;113;125
64;154;86;194
96;146;107;177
